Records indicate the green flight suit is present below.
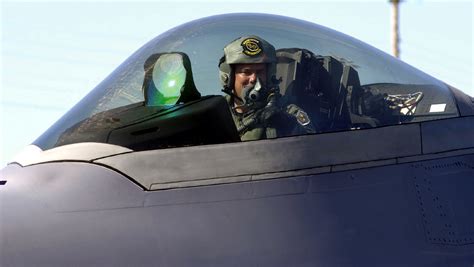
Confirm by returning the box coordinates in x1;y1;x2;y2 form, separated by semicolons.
225;95;316;141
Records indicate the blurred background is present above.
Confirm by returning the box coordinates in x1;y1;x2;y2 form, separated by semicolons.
1;0;472;167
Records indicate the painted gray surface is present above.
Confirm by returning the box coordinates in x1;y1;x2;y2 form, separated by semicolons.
1;156;474;266
411;161;474;245
9;116;474;192
12;143;132;167
96;124;421;189
421;116;474;154
398;147;474;164
449;85;474;117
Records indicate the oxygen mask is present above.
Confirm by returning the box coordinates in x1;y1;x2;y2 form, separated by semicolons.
238;77;266;109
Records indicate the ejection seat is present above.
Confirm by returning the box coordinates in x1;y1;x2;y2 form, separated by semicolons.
275;48;378;132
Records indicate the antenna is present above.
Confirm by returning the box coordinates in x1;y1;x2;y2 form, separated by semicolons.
389;0;403;58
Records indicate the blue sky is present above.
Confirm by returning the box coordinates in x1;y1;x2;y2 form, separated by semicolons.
1;0;473;166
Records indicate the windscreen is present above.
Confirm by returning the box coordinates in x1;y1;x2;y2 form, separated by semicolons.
33;13;459;151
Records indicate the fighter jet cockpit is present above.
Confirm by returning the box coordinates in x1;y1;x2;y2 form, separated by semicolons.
32;13;459;153
4;14;474;266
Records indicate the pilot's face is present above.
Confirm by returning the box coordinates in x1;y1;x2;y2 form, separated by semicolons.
233;63;267;101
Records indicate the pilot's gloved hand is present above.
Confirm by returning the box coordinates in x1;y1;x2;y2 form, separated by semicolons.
257;104;281;124
237;106;279;134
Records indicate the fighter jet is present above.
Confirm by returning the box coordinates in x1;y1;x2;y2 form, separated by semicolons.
1;13;473;266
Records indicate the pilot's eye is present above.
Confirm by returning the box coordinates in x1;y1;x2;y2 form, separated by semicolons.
239;70;253;76
238;69;265;78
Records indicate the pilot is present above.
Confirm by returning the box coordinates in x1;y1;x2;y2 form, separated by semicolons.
219;35;316;141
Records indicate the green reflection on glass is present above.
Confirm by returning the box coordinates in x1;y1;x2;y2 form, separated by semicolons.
147;54;186;106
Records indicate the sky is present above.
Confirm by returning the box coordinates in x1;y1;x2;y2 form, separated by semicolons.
1;0;473;167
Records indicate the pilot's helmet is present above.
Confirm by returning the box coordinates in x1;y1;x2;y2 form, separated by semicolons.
219;35;277;90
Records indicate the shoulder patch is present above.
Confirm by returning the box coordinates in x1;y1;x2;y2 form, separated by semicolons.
296;109;311;126
241;38;262;56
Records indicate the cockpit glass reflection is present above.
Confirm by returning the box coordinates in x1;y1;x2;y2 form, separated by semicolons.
146;54;186;106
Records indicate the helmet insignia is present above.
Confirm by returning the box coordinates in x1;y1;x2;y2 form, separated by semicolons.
241;38;262;56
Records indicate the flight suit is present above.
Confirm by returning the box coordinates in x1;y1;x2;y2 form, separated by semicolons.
226;95;316;141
